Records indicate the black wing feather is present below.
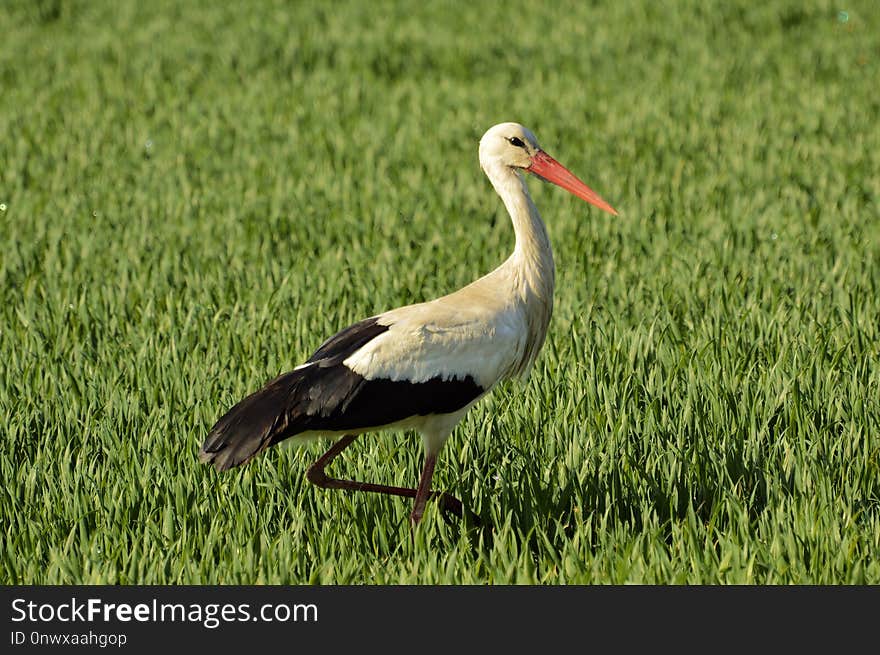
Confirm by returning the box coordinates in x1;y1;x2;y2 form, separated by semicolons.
306;316;389;365
199;316;484;471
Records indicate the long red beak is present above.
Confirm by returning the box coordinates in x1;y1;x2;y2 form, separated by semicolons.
527;151;618;216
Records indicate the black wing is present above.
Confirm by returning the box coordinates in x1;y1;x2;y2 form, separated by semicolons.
199;316;484;471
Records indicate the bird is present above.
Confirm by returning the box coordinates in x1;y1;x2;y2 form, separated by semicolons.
199;122;617;526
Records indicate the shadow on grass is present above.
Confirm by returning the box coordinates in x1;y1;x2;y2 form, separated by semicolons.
473;434;774;561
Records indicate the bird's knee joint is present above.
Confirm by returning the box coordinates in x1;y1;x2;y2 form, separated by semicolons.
306;466;328;487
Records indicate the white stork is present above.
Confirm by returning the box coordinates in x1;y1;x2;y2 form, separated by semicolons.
199;122;617;525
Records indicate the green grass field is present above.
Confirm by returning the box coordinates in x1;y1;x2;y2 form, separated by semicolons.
2;0;878;584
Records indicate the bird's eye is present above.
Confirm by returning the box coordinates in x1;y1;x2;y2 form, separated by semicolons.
508;137;526;148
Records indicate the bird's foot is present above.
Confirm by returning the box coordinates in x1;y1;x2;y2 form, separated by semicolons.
409;492;481;528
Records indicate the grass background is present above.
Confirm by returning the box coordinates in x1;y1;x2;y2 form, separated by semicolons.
1;0;878;583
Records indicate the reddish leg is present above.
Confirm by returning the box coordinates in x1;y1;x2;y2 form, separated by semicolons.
305;435;464;524
410;453;437;525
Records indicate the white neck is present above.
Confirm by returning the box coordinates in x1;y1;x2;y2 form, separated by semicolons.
483;160;556;375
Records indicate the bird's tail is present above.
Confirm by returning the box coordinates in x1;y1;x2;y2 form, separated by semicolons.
198;370;304;471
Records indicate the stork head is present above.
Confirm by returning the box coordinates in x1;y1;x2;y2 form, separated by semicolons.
479;122;618;216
